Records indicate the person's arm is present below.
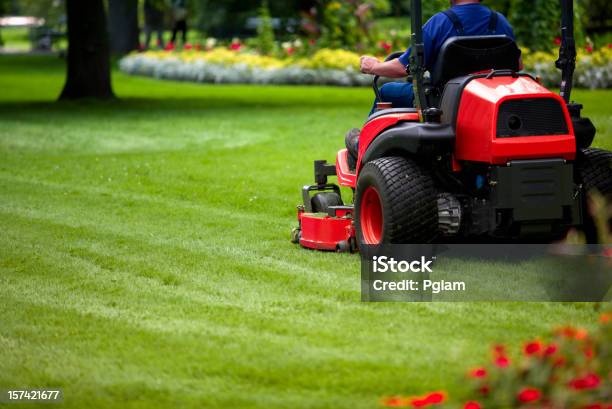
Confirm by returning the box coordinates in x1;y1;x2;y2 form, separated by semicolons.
360;56;407;78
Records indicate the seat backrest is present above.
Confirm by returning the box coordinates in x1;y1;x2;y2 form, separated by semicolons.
431;35;521;86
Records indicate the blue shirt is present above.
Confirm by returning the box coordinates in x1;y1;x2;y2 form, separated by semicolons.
398;4;515;70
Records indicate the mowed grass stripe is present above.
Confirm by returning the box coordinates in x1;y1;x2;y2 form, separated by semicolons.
0;173;284;226
0;302;381;409
1;244;467;407
0;213;595;345
0;208;354;300
2;202;592;345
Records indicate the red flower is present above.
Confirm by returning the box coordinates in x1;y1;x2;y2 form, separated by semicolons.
308;38;316;46
524;340;543;356
569;373;601;390
194;43;202;51
554;37;562;45
583;404;603;409
183;43;193;50
555;325;576;338
229;42;242;51
584;346;595;359
586;45;594;53
464;401;482;409
600;312;612;324
494;356;510;368
553;356;566;367
555;326;588;340
424;392;446;404
407;392;446;407
468;368;487;378
380;41;392;52
479;385;490;396
164;42;175;51
492;344;506;356
286;47;295;55
544;343;558;356
518;387;541;403
575;328;588;340
409;398;428;407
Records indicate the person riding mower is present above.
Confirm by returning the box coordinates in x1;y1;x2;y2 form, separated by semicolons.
291;0;611;252
347;0;517;170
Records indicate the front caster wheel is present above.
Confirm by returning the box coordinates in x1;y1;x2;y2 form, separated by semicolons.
311;192;343;214
290;228;301;244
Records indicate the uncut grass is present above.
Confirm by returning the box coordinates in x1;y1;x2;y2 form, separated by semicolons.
0;55;608;409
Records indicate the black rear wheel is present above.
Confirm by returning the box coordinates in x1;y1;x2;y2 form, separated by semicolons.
578;148;612;196
577;148;612;243
355;156;438;245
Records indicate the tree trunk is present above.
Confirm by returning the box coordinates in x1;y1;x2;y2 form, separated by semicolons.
60;0;114;100
108;0;140;55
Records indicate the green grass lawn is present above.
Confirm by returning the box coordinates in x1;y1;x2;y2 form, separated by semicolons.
0;55;610;409
0;27;31;50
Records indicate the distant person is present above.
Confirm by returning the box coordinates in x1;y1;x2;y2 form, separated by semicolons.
144;0;165;49
170;0;188;46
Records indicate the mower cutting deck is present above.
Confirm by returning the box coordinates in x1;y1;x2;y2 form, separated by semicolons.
292;0;612;252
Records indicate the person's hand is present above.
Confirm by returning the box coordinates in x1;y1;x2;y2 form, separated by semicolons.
360;56;380;75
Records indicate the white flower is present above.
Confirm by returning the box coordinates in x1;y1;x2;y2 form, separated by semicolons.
205;38;217;48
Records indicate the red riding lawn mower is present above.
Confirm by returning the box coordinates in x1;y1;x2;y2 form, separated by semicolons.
292;0;612;252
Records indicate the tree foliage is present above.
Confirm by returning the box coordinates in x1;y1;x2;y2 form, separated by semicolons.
318;0;390;51
509;0;560;51
0;0;9;15
579;0;611;37
0;0;8;45
191;0;308;38
12;0;65;26
418;0;582;52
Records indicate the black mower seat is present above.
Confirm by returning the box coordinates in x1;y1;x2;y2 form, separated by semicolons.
431;35;521;86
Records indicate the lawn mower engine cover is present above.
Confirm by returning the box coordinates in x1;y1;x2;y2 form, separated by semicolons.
438;74;582;238
449;75;576;164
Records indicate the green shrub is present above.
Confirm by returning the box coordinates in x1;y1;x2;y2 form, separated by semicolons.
255;0;275;56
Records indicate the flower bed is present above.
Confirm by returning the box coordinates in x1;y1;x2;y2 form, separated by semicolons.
523;46;612;90
119;46;612;89
381;312;612;409
119;48;370;87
